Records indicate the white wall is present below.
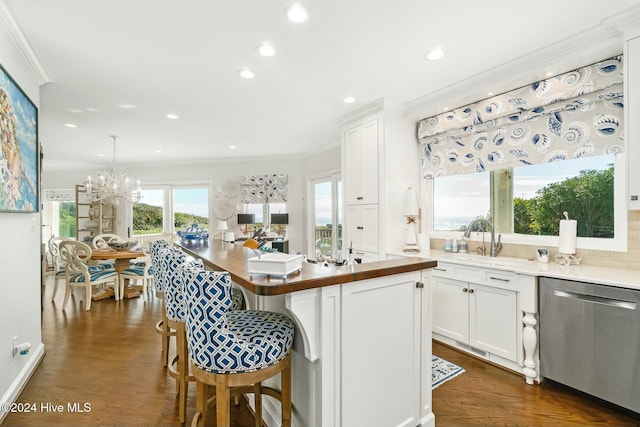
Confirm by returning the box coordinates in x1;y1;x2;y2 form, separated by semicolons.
0;20;45;420
44;155;315;254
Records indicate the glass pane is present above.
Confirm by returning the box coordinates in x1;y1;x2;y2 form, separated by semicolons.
133;189;164;236
314;181;333;257
513;154;614;238
58;201;76;238
173;188;209;232
245;203;264;226
433;172;490;232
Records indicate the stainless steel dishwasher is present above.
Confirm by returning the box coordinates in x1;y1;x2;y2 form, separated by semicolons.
539;277;640;413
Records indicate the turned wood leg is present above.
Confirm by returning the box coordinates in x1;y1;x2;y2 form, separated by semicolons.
523;311;538;385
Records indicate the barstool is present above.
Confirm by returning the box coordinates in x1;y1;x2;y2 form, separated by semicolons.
149;239;175;366
183;266;294;427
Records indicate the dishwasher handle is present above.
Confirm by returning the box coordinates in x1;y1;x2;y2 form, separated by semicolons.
553;289;636;310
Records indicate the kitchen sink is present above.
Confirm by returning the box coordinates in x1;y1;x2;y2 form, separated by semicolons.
442;253;532;268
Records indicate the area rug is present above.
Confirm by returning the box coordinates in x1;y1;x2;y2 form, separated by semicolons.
432;355;465;389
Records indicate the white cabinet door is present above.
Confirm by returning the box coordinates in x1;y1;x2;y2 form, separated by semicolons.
345;204;378;255
431;276;469;343
342;272;421;427
469;284;517;362
343;119;379;205
626;37;640;210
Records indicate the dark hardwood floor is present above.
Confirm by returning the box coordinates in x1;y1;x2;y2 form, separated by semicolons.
3;276;640;426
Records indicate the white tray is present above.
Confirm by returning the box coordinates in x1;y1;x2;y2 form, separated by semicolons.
247;253;304;277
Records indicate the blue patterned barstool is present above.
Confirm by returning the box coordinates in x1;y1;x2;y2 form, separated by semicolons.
161;248;203;423
183;266;294;427
150;239;175;367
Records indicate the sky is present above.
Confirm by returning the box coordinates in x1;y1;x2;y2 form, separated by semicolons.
434;154;614;218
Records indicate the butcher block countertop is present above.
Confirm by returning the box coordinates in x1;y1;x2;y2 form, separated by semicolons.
179;241;437;296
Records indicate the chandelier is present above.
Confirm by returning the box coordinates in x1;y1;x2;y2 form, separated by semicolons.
84;135;142;206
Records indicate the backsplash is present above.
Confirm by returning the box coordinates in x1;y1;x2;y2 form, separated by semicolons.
431;210;640;270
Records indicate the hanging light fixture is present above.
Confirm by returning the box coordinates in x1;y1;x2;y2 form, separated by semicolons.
84;135;142;206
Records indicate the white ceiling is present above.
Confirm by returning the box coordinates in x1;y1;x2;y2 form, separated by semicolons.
3;0;640;170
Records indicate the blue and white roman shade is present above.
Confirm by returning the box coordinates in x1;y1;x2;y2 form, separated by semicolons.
240;174;288;203
418;56;624;178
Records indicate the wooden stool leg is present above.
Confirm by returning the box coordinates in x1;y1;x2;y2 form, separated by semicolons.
178;325;188;423
281;358;292;427
216;379;230;427
254;382;262;427
161;299;170;366
194;380;206;427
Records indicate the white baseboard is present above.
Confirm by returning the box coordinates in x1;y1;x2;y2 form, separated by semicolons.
0;343;45;424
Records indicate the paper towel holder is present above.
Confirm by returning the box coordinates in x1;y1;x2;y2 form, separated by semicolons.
556;211;582;266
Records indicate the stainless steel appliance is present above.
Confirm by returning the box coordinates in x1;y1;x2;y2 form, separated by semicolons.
540;277;640;413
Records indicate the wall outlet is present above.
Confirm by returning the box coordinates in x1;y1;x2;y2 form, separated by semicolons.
12;336;18;356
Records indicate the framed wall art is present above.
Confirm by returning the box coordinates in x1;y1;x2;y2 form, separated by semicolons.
0;63;38;212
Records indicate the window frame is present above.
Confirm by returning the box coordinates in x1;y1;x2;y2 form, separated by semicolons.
423;153;627;252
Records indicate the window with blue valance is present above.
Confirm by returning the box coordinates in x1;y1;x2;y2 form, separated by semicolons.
240;174;288;203
418;56;624;178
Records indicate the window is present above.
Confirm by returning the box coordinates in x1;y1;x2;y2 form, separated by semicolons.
309;173;342;259
43;200;76;240
132;185;209;236
429;153;625;251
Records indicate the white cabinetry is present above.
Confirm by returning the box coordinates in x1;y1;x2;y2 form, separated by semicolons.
432;262;518;363
343;119;379;205
342;116;382;261
626;36;640;210
345;204;379;257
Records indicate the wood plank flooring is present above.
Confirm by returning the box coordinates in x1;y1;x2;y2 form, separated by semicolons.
3;276;640;426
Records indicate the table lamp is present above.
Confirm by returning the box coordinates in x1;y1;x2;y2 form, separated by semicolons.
270;213;289;237
403;187;420;252
237;213;255;236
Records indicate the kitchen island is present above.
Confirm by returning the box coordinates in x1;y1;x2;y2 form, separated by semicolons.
180;241;437;427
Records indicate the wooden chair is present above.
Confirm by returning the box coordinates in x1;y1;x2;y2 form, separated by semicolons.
48;236;72;301
92;233;124;249
118;241;153;301
58;240;119;311
183;266;294;427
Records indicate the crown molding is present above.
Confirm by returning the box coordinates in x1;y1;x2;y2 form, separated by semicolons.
0;0;53;85
403;19;627;122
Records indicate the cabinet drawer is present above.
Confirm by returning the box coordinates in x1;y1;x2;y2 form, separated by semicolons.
484;270;516;290
431;263;455;279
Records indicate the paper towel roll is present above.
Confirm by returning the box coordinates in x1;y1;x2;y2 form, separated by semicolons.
558;219;577;254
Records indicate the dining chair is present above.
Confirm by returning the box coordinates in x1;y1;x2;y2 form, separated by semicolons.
58;240;119;311
48;236;72;301
118;240;153;301
183;266;294;427
92;233;124;249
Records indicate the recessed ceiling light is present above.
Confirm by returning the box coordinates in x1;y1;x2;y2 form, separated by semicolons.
487;92;493;96
155;150;163;154
443;107;449;111
546;71;553;77
256;43;276;57
97;152;105;157
343;96;356;104
166;113;179;120
285;3;309;23
63;123;77;128
86;107;100;112
425;48;445;61
229;145;237;149
238;68;256;79
68;108;83;113
118;103;136;109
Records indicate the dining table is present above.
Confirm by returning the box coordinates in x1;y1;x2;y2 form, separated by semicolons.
90;248;144;299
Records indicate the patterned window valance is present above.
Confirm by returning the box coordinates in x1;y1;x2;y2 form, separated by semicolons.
240;174;288;203
44;189;75;201
418;56;624;178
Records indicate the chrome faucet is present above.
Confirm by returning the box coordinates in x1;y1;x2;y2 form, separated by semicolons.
463;218;502;257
